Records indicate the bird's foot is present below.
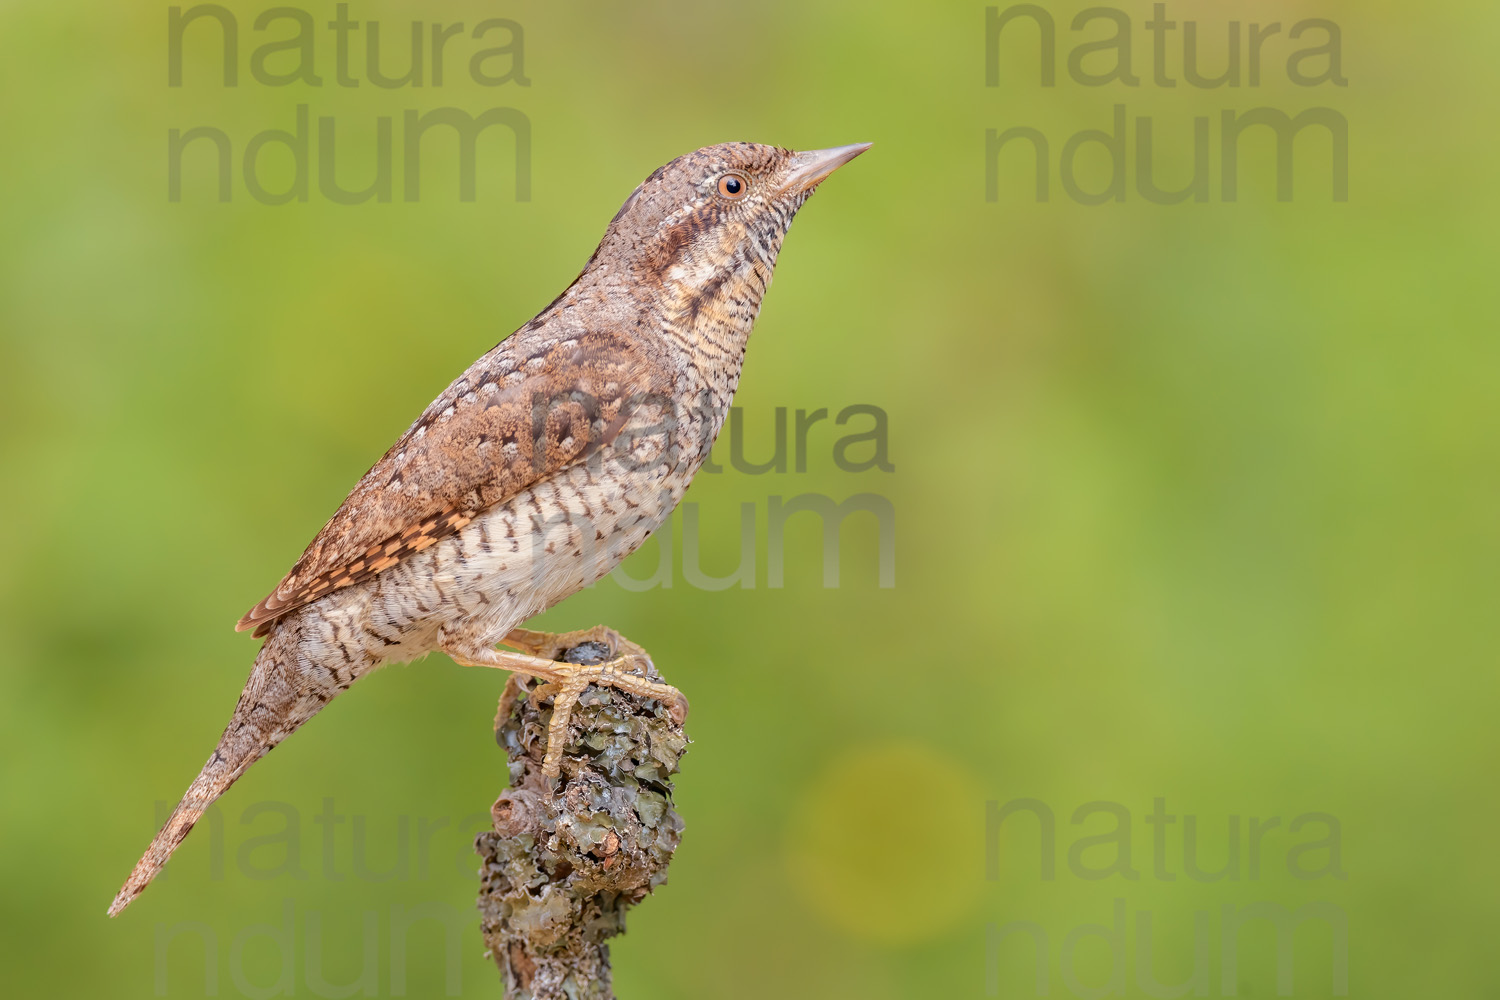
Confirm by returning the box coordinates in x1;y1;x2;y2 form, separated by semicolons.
500;625;639;663
450;626;688;778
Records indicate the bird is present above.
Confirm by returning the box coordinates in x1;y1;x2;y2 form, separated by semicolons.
108;140;871;916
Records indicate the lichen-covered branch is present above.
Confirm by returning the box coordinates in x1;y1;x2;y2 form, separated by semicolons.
476;646;689;999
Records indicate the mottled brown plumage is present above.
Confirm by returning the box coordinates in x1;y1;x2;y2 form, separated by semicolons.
238;331;662;636
109;140;870;916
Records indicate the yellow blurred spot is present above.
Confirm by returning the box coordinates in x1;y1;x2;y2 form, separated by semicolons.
785;741;986;944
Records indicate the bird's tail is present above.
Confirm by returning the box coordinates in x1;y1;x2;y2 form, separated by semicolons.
108;625;349;916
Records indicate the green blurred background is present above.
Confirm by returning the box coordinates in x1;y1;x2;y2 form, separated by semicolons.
1;0;1495;996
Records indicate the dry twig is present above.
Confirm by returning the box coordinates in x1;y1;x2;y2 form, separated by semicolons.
476;638;688;999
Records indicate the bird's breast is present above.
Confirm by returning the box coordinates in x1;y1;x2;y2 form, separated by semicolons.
332;424;710;663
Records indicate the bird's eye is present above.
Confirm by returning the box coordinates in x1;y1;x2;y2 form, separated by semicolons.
716;173;748;199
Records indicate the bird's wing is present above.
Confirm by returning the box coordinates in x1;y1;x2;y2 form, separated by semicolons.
237;325;666;637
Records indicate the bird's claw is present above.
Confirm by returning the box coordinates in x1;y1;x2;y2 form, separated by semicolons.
493;626;688;777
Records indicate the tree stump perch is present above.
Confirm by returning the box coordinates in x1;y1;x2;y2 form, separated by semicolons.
476;639;689;999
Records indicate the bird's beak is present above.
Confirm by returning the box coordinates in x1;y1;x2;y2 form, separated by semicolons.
781;143;873;195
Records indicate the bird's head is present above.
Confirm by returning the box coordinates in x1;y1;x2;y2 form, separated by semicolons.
591;141;871;300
